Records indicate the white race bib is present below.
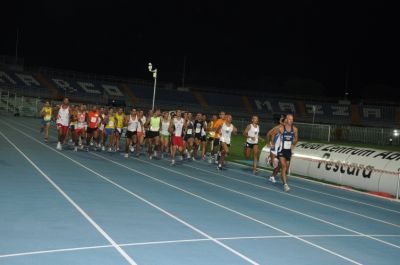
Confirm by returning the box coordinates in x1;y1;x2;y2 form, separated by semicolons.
108;120;114;127
90;117;97;123
187;129;192;134
195;127;201;133
283;141;292;149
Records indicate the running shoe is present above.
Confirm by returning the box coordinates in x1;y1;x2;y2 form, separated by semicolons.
284;184;291;192
56;142;62;150
269;176;276;183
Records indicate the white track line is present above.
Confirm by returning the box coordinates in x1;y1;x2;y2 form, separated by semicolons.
132;156;400;251
17;117;400;212
184;163;400;228
87;153;362;265
3;234;399;259
1;121;259;265
0;130;138;265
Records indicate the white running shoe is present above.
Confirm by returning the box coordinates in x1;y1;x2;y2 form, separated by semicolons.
130;146;135;153
284;184;291;192
56;142;62;150
217;164;222;171
269;176;276;183
171;159;175;166
208;157;213;164
101;146;105;151
74;146;78;152
124;153;129;158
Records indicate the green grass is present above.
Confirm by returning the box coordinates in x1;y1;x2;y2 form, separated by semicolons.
227;135;399;162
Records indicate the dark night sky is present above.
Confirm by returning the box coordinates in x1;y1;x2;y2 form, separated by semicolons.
2;1;400;101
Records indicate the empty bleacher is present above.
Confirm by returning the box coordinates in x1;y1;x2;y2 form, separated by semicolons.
1;66;399;128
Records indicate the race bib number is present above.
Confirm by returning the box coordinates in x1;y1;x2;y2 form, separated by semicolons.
187;129;192;134
195;127;201;133
108;120;114;127
90;117;97;123
283;141;292;149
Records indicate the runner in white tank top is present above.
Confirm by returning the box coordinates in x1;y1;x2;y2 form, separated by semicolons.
124;108;138;158
265;114;286;183
135;110;146;156
217;114;237;170
170;110;185;165
56;98;70;150
243;115;261;174
160;112;171;156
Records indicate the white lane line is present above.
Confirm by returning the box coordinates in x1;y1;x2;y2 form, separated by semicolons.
3;234;400;259
15;117;400;213
1;121;259;265
184;163;400;228
0;130;138;265
133;156;400;251
0;245;112;259
89;152;362;265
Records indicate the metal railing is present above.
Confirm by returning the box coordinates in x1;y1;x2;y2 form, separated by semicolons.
1;93;399;147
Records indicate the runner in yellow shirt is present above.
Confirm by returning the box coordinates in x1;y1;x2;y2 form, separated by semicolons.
114;107;125;152
40;101;52;143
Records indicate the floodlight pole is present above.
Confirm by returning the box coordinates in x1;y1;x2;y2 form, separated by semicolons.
396;168;400;200
311;105;316;139
148;63;158;111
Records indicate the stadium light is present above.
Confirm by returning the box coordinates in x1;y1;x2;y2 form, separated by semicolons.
393;129;399;137
148;63;158;111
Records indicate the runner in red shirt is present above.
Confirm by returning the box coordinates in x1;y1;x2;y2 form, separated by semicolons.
86;105;100;151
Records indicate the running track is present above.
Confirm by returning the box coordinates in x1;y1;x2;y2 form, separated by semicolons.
0;116;399;265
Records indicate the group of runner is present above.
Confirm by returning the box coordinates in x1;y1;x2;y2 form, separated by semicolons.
40;98;298;192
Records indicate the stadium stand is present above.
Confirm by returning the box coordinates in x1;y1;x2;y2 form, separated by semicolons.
1;65;399;128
